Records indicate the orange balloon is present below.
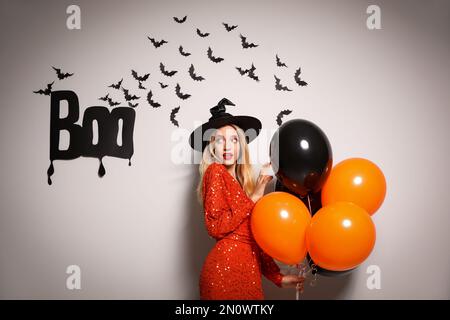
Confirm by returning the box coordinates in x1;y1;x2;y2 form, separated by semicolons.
306;202;376;271
251;192;311;265
322;158;386;215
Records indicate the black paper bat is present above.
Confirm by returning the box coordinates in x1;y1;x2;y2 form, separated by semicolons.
33;81;54;95
128;102;138;108
159;82;168;89
247;64;260;82
175;83;191;100
276;109;292;126
179;45;191;57
294;68;308;87
147;90;161;108
107;97;120;107
274;75;292;91
170;106;180;127
147;36;168;48
207;47;224;63
173;15;187;23
52;66;74;80
196;28;210;37
276;54;288;67
108;78;123;90
160;62;178;77
131;69;150;82
99;93;109;101
239;34;258;49
188;64;205;81
138;81;146;90
121;87;140;101
223;22;238;32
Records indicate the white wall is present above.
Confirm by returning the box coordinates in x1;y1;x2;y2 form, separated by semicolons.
0;0;449;299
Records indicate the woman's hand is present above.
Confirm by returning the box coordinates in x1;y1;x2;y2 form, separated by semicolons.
280;274;305;288
250;162;273;203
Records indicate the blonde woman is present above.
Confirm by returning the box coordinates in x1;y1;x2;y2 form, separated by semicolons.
189;98;303;300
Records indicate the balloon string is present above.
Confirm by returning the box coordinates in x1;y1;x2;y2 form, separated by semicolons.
306;194;312;214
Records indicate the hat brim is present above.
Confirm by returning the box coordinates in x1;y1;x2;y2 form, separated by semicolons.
189;115;262;152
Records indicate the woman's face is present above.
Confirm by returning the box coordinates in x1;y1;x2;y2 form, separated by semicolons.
213;125;240;166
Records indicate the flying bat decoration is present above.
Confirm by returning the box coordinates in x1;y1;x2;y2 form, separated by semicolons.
196;28;210;37
52;66;74;80
294;67;308;87
160;62;178;77
173;15;187;23
274;75;292;91
128;102;138;108
207;47;224;63
131;69;150;82
188;64;205;81
276;54;288;67
170;106;180;127
147;36;168;48
159;82;168;89
175;83;191;100
223;22;238;32
107;97;121;107
121;87;140;101
236;63;259;82
179;45;191;57
276;109;293;126
147;90;161;108
33;81;54;96
99;93;109;101
138;81;146;90
108;78;123;90
239;34;258;49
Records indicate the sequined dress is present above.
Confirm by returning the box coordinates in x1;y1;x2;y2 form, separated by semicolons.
199;162;283;300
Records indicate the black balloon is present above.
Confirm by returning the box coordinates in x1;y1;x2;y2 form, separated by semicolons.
306;253;356;277
270;119;332;197
275;179;322;215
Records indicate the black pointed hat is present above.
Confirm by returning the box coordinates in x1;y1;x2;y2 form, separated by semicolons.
189;98;262;152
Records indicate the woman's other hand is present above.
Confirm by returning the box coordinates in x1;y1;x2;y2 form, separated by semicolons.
250;162;273;203
280;274;305;288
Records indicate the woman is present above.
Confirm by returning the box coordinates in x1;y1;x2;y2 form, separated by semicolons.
189;98;304;300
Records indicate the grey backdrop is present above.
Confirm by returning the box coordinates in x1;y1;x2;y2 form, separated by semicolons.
0;0;449;299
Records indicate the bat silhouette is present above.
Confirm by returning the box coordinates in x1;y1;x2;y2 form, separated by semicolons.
159;82;168;89
223;22;238;32
236;64;259;82
173;15;187;23
138;81;146;90
294;68;308;87
175;83;191;100
276;109;292;126
170;106;180;127
276;54;288;67
179;45;191;57
196;28;210;37
107;97;120;107
207;47;224;63
128;102;138;108
160;62;178;77
274;75;292;91
108;78;123;90
121;87;140;101
239;34;258;49
99;93;109;101
52;66;74;80
147;90;161;108
188;64;205;81
33;81;54;95
131;69;150;82
147;36;168;48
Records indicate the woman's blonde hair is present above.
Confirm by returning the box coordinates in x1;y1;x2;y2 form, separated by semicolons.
196;124;255;205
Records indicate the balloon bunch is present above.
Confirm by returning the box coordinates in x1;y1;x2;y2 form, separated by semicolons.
251;119;386;294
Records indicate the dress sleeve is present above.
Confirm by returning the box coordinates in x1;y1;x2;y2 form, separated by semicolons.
202;164;255;239
259;248;284;288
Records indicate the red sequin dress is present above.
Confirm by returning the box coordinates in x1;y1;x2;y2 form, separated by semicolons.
199;162;283;300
